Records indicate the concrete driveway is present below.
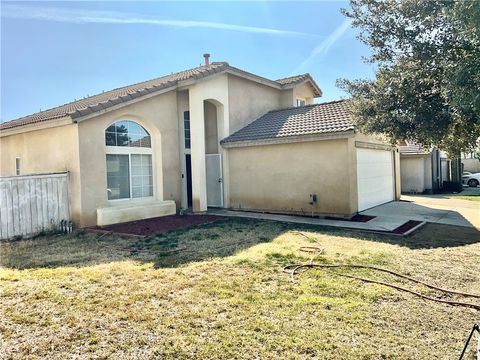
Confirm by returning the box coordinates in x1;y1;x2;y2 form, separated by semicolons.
361;190;480;229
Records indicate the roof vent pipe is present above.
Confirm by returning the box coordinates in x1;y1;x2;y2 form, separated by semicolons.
203;53;210;66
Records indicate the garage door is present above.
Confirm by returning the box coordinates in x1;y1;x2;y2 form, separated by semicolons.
357;148;394;211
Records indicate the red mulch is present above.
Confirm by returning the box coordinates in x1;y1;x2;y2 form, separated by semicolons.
325;214;376;222
92;215;223;236
391;220;423;235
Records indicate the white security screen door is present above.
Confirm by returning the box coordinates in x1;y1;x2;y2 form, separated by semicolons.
205;154;223;207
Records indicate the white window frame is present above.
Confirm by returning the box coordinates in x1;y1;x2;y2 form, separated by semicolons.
105;122;155;203
183;110;191;150
296;98;306;107
15;157;21;175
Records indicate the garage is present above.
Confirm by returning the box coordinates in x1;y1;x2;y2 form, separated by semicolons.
356;147;395;211
221;100;400;217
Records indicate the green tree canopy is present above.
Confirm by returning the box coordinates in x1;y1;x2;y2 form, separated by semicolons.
337;0;480;155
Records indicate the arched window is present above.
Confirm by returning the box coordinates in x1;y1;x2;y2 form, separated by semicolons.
105;120;153;200
105;120;151;147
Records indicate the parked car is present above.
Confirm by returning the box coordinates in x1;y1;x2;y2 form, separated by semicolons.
463;171;472;176
462;172;480;187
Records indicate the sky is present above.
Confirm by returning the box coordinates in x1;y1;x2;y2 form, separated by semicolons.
1;1;375;122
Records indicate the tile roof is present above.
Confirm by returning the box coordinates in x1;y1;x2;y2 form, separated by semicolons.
276;73;322;97
0;62;229;131
221;100;354;145
399;143;429;154
276;74;310;85
1;62;322;131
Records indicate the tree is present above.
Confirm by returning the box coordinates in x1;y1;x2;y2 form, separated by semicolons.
337;0;480;155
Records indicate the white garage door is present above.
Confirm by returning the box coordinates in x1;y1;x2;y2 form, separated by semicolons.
357;148;394;212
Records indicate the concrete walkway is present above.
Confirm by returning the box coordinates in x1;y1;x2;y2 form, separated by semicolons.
209;189;479;232
208;209;410;232
361;194;480;229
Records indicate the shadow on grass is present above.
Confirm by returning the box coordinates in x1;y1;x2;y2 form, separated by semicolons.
1;218;479;270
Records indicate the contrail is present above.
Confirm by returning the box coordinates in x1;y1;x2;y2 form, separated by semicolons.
293;19;351;73
2;4;317;37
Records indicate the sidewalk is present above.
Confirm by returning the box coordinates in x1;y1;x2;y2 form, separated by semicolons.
208;208;421;234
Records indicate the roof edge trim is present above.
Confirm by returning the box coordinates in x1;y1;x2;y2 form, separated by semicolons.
71;84;179;122
221;130;355;148
0;116;73;137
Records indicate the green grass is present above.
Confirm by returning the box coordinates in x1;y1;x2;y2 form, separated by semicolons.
1;218;479;359
449;195;480;201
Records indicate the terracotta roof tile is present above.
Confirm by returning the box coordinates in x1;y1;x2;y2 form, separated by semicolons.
0;62;229;130
399;144;428;154
221;100;353;144
276;73;322;96
1;62;322;131
276;74;310;85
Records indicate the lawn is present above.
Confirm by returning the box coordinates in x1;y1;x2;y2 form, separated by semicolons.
449;195;480;202
1;218;479;359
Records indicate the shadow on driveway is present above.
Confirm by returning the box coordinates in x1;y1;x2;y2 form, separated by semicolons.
362;195;480;229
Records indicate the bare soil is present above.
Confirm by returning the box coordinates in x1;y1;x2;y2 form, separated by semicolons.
93;214;224;236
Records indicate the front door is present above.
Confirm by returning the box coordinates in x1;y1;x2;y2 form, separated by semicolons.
205;154;223;207
185;154;192;207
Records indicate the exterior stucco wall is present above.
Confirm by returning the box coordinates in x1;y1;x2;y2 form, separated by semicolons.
189;74;230;211
463;158;480;173
292;82;315;105
204;101;219;154
0;124;82;224
76;90;181;226
227;74;289;135
226;139;356;216
400;155;431;193
177;90;190;209
423;156;432;190
355;132;391;145
394;149;402;199
280;89;294;108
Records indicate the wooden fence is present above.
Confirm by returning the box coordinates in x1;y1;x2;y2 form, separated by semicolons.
0;172;70;240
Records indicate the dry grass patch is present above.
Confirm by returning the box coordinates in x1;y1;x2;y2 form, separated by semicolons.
449;195;480;201
1;219;479;359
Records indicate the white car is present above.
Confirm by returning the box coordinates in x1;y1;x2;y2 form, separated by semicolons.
462;172;480;187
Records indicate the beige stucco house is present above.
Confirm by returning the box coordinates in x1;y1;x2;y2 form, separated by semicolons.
399;142;453;194
0;55;400;227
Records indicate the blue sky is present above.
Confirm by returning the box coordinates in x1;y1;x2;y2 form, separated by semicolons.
1;1;375;122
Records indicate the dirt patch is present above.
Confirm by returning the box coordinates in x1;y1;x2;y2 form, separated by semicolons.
92;215;223;236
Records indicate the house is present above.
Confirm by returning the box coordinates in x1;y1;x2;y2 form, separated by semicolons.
462;152;480;174
399;142;460;194
0;55;400;228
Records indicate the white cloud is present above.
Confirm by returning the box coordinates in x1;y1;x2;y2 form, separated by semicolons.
293;19;351;74
2;4;315;37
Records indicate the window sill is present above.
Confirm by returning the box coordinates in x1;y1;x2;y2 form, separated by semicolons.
107;196;156;206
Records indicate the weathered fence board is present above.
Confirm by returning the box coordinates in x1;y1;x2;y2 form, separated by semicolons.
0;172;70;240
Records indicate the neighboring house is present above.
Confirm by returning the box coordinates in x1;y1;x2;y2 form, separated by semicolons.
399;142;454;194
462;152;480;173
0;55;400;228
